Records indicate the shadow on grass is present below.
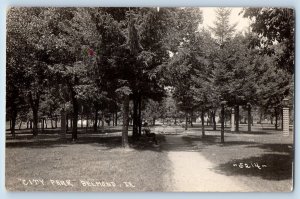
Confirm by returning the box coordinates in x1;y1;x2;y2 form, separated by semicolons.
6;127;123;136
6;132;167;152
247;143;294;154
182;135;258;146
6;135;124;149
226;131;272;135
214;153;293;181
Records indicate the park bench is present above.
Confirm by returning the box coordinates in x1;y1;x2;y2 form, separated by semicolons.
141;128;158;145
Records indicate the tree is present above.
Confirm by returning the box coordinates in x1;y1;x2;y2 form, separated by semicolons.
243;8;295;74
7;8;53;136
209;8;237;45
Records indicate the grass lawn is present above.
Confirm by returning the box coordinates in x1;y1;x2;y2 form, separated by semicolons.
5;123;294;192
5;130;173;192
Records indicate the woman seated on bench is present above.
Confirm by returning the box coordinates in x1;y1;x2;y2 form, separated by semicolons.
143;122;158;145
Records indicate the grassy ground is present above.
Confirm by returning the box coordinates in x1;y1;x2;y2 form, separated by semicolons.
5;129;173;192
5;123;294;192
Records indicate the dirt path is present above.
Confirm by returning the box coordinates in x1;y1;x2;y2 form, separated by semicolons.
164;135;249;192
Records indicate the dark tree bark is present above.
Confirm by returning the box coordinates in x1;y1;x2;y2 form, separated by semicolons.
51;117;54;129
190;111;193;127
69;86;78;141
122;95;129;148
152;117;156;126
112;113;115;126
138;95;142;136
55;116;58;128
132;97;139;138
32;108;38;136
235;105;239;132
66;115;69;131
10;109;17;138
85;114;88;133
29;92;40;137
115;112;118;126
101;112;104;127
201;110;205;136
248;105;251;132
93;106;99;132
221;104;225;143
61;109;67;139
212;110;216;130
259;112;263;124
41;118;44;133
275;107;278;130
185;112;188;130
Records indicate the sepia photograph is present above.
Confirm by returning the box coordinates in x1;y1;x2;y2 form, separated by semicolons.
5;7;294;192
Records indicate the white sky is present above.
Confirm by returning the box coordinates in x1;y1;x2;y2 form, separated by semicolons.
200;7;251;34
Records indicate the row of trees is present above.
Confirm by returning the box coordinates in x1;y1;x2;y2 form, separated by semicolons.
6;7;294;146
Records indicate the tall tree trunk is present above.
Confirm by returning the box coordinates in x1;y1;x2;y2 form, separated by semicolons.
41;118;44;133
235;105;239;132
72;100;78;140
85;113;88;133
93;107;98;132
185;112;188;130
153;117;156;126
115;112;118;126
112;113;115;126
248;105;251;132
66;115;69;132
201;110;205;136
51;118;54;129
61;109;67;139
212;110;216;130
101;112;104;127
70;90;78;141
190;111;193;127
55;116;58;128
275;107;278;130
122;96;129;148
32;108;38;136
221;104;225;143
29;92;40;137
138;95;142;136
207;111;210;126
11;111;17;138
132;97;138;138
